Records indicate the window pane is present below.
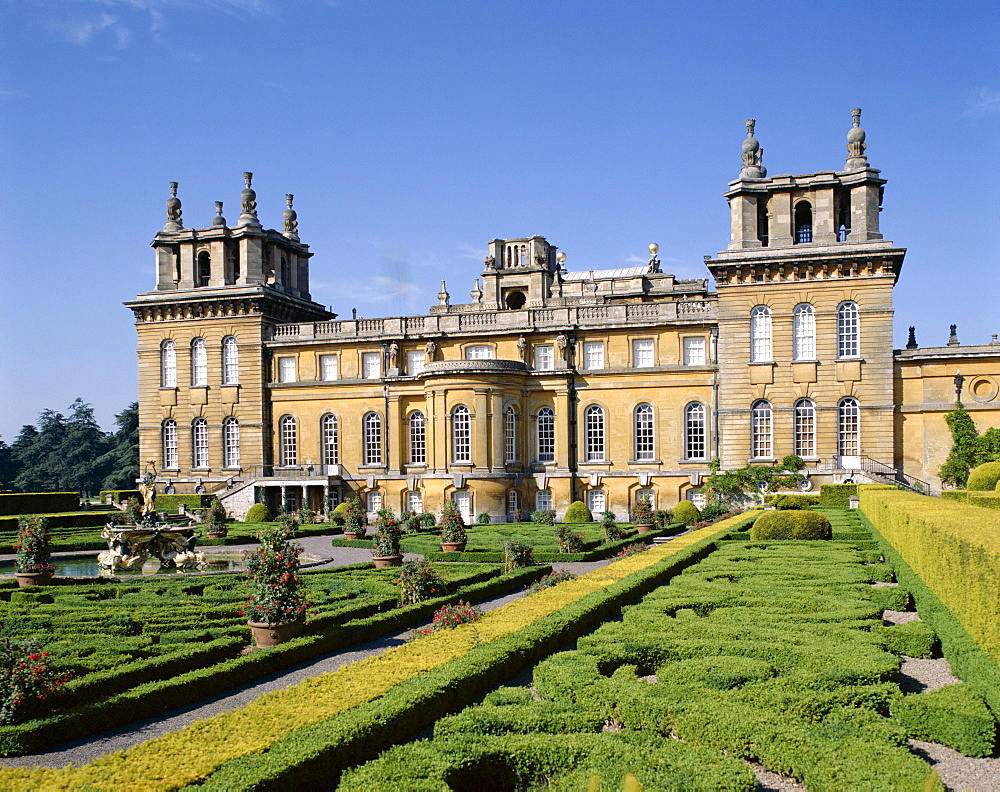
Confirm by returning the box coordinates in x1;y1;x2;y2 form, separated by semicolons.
161;341;176;388
366;491;382;513
632;339;654;367
535;345;554;371
750;307;772;362
583;342;604;370
223;418;240;468
363;352;381;379
320;355;339;381
634;404;654;460
222;337;239;385
838;302;860;358
587;489;605;514
191;339;207;386
279;357;297;383
364;413;382;464
504;406;517;463
794;400;815;458
751;401;772;459
321;414;339;465
466;345;493;360
793;305;815;361
683;337;705;366
162;420;177;469
507;490;519;514
839;398;860;456
537;407;554;463
452;406;471;463
192;418;208;468
684;403;706;459
280;416;297;466
585;405;605;461
409;411;426;464
407;490;423;513
535;490;552;511
407;350;425;375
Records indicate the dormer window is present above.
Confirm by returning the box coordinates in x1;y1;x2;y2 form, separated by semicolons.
794;202;813;244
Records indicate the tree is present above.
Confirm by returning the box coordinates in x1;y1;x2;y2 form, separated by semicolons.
702;459;802;512
97;402;139;491
938;405;979;488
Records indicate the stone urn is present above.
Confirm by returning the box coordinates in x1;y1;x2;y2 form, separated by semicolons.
440;541;467;553
15;572;53;588
344;530;367;541
372;554;404;569
247;618;305;648
635;524;654;535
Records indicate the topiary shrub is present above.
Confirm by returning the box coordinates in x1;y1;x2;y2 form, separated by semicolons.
563;501;593;523
245;503;273;523
476;512;492;525
749;510;832;540
966;461;1000;491
531;509;556;526
771;494;816;510
891;683;998;758
672;500;701;526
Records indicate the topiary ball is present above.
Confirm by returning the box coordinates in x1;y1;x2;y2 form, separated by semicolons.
967;461;1000;491
563;501;593;523
245;503;273;522
749;510;832;540
672;500;701;526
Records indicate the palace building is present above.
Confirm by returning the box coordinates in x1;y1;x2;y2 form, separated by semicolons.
128;111;1000;521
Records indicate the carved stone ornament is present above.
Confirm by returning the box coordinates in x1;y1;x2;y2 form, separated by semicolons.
283;194;299;240
239;171;259;225
164;182;183;232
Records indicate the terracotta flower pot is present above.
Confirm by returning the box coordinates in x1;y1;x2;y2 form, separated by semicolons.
440;541;467;552
247;618;305;648
635;524;654;535
207;530;227;539
16;572;54;588
372;554;404;568
344;531;367;541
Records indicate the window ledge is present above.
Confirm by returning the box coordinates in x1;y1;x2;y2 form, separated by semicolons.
159;386;178;391
358;464;386;471
748;457;776;464
748;361;775;366
628;459;662;465
405;463;428;469
191;467;211;472
580;460;612;466
189;385;209;390
835;356;865;362
677;458;708;465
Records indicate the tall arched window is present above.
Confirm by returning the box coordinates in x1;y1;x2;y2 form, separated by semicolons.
191;338;207;387
837;302;860;358
160;340;176;388
192;418;209;468
223;417;240;468
452;405;471;463
197;250;211;286
587;488;606;514
793;304;815;361
794;202;813;244
750;306;772;362
585;405;605;462
221;336;239;385
838;397;860;457
363;413;381;465
633;403;654;461
684;402;706;460
162;419;178;469
750;400;772;459
408;411;426;464
279;415;297;466
536;407;555;463
321;414;339;465
504;405;517;464
793;399;815;458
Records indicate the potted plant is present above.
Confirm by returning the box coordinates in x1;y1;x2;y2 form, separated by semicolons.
14;516;55;587
240;524;308;647
439;499;468;552
631;495;655;534
342;497;368;541
371;507;404;568
205;497;229;539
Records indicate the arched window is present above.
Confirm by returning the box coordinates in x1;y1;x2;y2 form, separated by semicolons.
587;488;606;514
363;412;381;465
504;405;517;464
321;414;339;465
838;397;860;457
536;407;555;463
161;340;176;388
794;202;813;244
366;490;382;513
162;419;178;469
221;336;239;385
279;415;297;466
197;250;211;287
452;405;471;464
407;490;423;514
633;403;654;461
837;302;860;357
192;418;209;468
584;405;605;462
223;417;240;468
635;488;655;510
750;400;772;459
750;306;772;362
408;411;426;464
191;338;208;387
684;402;706;460
793;304;815;361
793;399;815;458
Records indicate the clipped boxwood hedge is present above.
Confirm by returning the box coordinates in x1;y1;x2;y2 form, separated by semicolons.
818;483;858;507
966;461;1000;491
0;492;80;516
99;489;140;504
891;683;997;757
562;501;593;523
749;509;832;540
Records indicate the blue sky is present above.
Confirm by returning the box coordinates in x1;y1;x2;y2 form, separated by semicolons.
1;0;998;440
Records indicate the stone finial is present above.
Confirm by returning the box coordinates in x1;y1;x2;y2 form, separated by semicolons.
740;119;766;180
437;280;450;307
471;278;482;303
647;242;661;274
948;324;959;346
283;194;299;241
213;201;226;227
992;334;999;345
906;326;918;349
164;182;182;232
845;107;868;172
239;172;259;226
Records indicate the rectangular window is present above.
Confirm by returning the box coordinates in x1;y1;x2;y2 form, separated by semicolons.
583;342;604;370
534;344;554;371
587;489;606;514
407;490;423;514
366;491;383;514
278;357;297;383
465;345;493;360
407;350;426;375
535;490;552;511
362;352;381;379
319;355;338;381
632;339;654;368
193;421;209;468
683;337;706;366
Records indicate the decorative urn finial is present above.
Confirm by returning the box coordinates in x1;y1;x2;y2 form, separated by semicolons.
845;107;868;171
213;201;226;227
283;194;299;241
437;280;450;307
740;119;766;179
647;242;661;274
239;172;259;226
906;326;918;349
948;324;960;347
164;182;182;232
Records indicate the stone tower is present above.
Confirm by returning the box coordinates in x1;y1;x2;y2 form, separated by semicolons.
705;111;906;474
126;176;332;495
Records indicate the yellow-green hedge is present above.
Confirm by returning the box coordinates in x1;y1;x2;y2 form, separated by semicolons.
859;488;1000;663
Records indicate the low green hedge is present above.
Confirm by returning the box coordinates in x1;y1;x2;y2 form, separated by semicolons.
0;492;80;516
99;489;140;504
966;492;1000;511
154;494;215;514
871;620;938;659
818;483;858;507
891;683;997;757
749;510;832;540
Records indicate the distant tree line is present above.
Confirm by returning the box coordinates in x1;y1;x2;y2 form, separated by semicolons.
0;399;138;496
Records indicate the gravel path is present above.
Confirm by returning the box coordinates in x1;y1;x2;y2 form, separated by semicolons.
910;740;1000;791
